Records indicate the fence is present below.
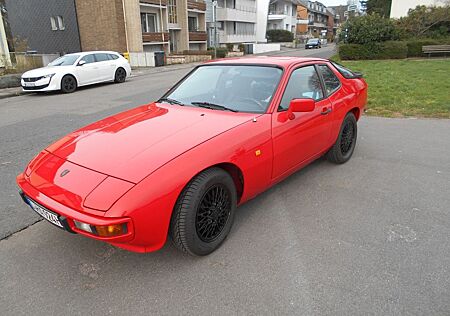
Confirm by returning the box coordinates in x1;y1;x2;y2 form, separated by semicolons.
1;53;60;72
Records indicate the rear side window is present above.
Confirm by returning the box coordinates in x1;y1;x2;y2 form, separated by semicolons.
109;54;119;60
95;53;110;62
80;54;95;64
331;62;359;79
317;65;340;95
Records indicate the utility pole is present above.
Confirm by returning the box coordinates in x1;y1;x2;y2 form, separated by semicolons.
212;0;217;58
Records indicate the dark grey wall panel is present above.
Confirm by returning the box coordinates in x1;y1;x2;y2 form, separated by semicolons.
4;0;81;54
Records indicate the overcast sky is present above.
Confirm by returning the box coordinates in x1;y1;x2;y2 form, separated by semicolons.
319;0;350;6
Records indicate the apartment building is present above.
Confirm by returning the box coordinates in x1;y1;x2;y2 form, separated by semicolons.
206;0;258;47
296;1;308;35
306;1;328;38
267;0;298;34
2;0;207;54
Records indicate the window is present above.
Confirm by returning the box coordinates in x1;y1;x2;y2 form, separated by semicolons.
168;0;177;24
80;54;96;64
95;53;110;62
318;65;340;95
109;54;119;60
48;54;81;66
141;13;157;33
279;66;323;111
57;16;65;30
188;16;198;32
165;65;283;113
50;17;57;31
331;61;360;79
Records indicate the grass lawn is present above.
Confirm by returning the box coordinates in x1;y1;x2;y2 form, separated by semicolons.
339;59;450;118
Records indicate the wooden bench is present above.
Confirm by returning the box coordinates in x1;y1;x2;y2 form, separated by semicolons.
422;45;450;57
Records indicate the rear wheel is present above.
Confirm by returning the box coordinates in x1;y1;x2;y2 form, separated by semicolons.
326;112;357;164
114;67;126;83
61;75;77;93
170;168;237;256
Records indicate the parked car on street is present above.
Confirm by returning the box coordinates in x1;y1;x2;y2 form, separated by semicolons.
305;38;321;49
20;51;131;93
17;57;367;256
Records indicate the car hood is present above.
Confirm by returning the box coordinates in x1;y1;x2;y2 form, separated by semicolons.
46;103;257;183
22;66;70;78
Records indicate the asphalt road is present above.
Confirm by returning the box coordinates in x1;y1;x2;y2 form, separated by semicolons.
2;45;450;315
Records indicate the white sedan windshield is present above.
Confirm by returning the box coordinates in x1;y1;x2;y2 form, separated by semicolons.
48;54;80;66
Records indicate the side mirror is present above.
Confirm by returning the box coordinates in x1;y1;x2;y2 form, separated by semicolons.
279;98;316;122
289;98;315;113
77;60;86;66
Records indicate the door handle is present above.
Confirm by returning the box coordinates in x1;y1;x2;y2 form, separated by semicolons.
321;107;332;115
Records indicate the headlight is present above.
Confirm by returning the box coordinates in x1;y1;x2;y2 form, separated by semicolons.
42;73;56;79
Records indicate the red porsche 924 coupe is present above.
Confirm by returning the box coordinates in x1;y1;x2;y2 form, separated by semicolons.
17;57;367;256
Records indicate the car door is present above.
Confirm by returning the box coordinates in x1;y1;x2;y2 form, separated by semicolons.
94;53;115;81
271;64;333;180
75;54;98;85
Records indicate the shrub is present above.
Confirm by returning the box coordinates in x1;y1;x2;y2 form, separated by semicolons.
238;43;245;52
226;43;234;52
266;30;294;42
340;13;399;45
207;47;228;58
339;41;407;60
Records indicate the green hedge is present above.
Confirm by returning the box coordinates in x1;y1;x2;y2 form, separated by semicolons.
266;30;294;42
207;47;229;58
339;41;408;60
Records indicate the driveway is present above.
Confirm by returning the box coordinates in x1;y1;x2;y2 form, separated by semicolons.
1;46;450;315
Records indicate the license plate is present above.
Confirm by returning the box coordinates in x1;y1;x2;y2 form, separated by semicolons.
26;198;63;228
23;82;35;87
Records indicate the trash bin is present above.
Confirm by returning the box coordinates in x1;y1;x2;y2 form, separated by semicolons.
154;51;165;67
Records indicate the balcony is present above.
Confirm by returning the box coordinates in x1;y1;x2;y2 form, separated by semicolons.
140;0;167;6
189;31;207;42
216;7;257;23
218;32;256;44
142;32;170;43
187;0;206;11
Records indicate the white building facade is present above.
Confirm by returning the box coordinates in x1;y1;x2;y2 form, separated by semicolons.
267;0;298;33
390;0;446;18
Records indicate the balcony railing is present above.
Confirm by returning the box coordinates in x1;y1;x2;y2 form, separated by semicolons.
187;0;206;11
142;32;170;43
140;0;167;6
189;31;207;41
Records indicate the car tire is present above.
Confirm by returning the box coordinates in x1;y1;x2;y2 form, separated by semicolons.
326;112;357;164
170;167;237;256
114;67;127;83
60;75;77;93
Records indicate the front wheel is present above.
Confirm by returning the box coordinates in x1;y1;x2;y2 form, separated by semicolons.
114;67;127;83
170;168;237;256
326;112;357;164
61;75;77;93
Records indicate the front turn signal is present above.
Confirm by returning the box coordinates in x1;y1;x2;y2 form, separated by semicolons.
94;224;128;237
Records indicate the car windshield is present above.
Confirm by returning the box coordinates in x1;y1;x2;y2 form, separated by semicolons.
48;54;80;66
163;65;283;113
307;39;319;44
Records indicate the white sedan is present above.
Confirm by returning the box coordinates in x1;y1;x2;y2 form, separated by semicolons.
21;51;131;93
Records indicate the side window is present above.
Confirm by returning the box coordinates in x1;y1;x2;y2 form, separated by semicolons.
318;65;340;95
80;54;96;64
95;53;110;62
279;66;323;111
109;54;119;60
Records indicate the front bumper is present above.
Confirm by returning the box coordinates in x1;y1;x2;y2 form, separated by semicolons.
17;173;134;244
21;76;59;92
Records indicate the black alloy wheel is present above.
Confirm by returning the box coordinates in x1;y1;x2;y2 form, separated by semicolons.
170;167;237;256
114;68;126;83
326;112;357;164
196;184;232;243
61;75;77;93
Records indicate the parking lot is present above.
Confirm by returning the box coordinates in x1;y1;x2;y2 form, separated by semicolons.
1;45;450;315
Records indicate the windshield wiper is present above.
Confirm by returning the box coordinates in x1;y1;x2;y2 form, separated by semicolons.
158;97;184;106
191;101;238;112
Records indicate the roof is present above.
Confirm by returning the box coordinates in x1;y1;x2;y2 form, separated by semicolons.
205;56;327;67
